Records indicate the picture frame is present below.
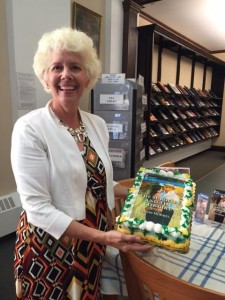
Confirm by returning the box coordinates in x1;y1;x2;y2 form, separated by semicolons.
73;3;101;55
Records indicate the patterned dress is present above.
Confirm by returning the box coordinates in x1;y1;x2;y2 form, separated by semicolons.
14;137;108;300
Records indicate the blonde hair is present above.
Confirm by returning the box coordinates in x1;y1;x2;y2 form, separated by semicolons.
33;27;101;92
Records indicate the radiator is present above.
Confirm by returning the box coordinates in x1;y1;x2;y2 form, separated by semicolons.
0;192;22;237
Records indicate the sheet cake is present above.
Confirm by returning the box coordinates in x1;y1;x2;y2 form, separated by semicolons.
116;167;195;253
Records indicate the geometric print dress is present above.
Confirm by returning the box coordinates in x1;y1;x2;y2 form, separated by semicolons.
14;136;108;300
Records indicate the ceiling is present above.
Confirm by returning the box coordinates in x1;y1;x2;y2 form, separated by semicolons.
139;0;225;54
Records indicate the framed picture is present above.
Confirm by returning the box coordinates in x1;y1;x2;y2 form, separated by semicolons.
73;3;101;55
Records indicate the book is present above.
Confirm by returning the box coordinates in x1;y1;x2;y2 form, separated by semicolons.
149;146;156;156
166;138;178;148
183;86;196;97
158;140;170;151
151;95;160;106
207;90;218;98
197;130;206;140
184;96;194;107
208;189;225;224
190;87;202;97
173;135;186;145
156;124;170;135
168;109;179;120
192;110;201;118
183;120;194;129
197;89;208;97
157;95;170;106
175;121;187;132
157;81;170;93
181;98;190;107
149;140;163;153
176;85;189;95
203;90;212;97
176;109;187;119
158;110;169;120
171;138;180;147
183;134;193;143
210;100;219;107
187;110;197;117
194;98;205;107
170;123;180;134
191;132;201;141
166;97;176;106
188;133;197;142
209;128;218;136
189;120;199;128
149;127;158;137
152;82;162;93
194;193;209;224
175;98;185;107
150;113;158;122
164;124;175;134
167;83;181;94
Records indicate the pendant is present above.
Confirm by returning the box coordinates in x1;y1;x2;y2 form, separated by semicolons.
68;125;88;143
76;132;86;143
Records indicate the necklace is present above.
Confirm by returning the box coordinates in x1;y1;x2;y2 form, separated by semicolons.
50;104;88;143
66;123;88;143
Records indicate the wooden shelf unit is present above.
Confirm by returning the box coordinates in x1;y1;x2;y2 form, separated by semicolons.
136;24;225;160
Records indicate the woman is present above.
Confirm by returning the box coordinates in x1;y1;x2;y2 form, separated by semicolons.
149;184;163;201
146;184;163;223
11;27;149;300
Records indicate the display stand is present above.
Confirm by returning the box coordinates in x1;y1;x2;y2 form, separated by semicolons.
91;76;146;180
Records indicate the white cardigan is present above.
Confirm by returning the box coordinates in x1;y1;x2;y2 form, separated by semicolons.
11;102;115;239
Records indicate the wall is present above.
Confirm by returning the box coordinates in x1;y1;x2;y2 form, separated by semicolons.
0;0;16;195
104;0;123;73
8;0;72;122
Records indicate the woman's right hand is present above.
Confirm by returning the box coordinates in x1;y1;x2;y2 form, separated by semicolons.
104;230;151;253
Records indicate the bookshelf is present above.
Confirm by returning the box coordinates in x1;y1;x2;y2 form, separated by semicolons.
135;24;225;161
148;84;222;158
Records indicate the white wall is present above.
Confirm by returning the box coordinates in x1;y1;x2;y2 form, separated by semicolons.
104;0;123;73
0;0;16;195
7;0;71;123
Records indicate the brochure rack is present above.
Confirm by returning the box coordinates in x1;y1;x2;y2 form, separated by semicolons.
91;78;146;180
